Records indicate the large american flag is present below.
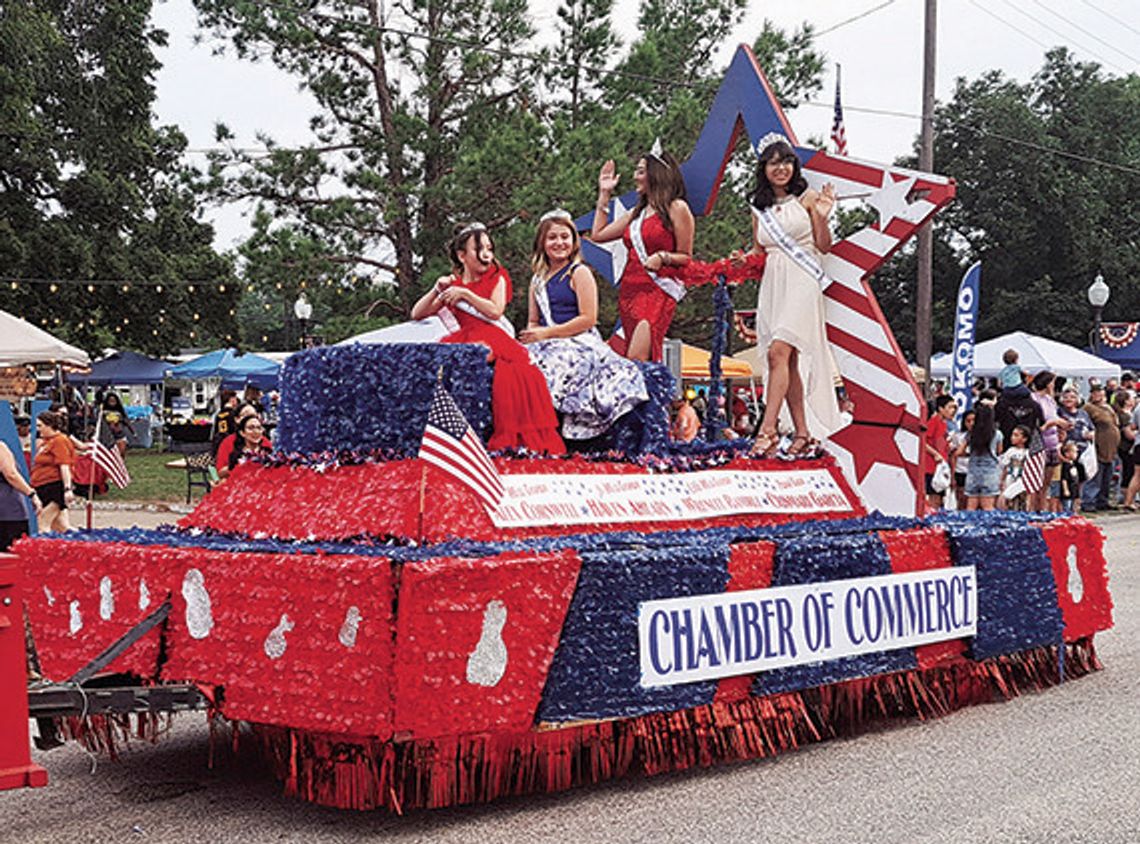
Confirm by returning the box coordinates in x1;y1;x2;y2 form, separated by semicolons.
90;440;131;489
831;64;848;156
418;381;504;510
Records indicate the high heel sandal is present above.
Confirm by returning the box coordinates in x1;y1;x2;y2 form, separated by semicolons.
785;434;818;459
750;429;781;458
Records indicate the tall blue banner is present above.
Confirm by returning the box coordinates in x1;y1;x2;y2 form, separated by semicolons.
950;262;981;424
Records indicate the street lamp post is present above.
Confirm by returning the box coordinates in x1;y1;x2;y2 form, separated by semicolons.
1088;273;1110;356
294;293;313;349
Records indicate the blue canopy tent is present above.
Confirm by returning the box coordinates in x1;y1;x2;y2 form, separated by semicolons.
167;349;281;390
84;350;170;386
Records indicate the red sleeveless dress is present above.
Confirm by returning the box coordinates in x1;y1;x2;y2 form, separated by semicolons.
440;265;565;454
609;212;683;362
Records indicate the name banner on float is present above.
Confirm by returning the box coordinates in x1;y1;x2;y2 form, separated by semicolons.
487;469;853;528
638;567;977;688
951;261;981;425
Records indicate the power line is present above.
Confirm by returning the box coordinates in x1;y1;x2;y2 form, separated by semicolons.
992;0;1130;74
798;99;1140;176
816;1;897;37
968;0;1066;52
1030;0;1140;66
1079;0;1140;39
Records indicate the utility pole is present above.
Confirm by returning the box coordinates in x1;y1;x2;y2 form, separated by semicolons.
916;0;937;397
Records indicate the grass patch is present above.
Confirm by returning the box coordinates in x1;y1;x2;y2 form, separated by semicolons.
95;448;199;504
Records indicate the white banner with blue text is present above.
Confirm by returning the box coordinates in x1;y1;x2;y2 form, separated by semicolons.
488;469;853;528
638;566;977;687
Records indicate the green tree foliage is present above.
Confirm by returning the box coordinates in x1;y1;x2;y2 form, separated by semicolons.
0;0;237;355
878;48;1140;356
192;0;540;323
190;0;828;348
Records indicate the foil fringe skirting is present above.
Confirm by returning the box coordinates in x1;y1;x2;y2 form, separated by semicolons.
180;638;1100;812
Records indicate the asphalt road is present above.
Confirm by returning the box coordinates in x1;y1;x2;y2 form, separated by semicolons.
4;511;1138;844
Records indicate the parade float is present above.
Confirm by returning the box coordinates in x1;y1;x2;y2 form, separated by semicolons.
2;47;1114;810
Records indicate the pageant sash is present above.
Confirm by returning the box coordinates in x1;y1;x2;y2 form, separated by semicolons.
532;263;575;328
629;211;686;303
752;204;826;288
438;274;517;338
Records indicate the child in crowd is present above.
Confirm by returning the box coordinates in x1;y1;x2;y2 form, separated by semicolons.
1057;440;1087;513
1000;424;1030;511
998;348;1022;389
950;409;975;510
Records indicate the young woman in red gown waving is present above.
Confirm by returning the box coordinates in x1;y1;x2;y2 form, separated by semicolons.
590;146;694;362
411;223;565;454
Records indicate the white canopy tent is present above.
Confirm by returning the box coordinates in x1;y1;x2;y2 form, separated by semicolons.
0;309;90;368
930;331;1120;382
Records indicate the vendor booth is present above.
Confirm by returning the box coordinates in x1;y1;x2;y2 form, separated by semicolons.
167;348;281;390
0;309;90;369
83;350;171;448
929;331;1121;383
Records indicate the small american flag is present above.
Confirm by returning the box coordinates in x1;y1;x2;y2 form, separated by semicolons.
91;440;131;489
1022;437;1048;495
419;381;504;510
831;64;848;156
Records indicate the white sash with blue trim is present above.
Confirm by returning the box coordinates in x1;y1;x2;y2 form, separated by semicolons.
752;203;826;288
438;272;516;338
629;211;686;303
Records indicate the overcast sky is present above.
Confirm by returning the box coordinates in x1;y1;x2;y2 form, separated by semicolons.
151;0;1140;249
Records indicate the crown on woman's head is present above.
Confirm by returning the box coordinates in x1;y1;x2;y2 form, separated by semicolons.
647;137;668;165
456;221;487;239
754;132;792;158
540;208;574;223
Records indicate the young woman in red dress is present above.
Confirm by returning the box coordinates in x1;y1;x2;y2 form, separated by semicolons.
411;223;565;454
590;147;694;362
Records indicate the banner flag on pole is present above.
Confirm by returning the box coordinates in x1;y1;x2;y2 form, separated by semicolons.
419;381;504;510
950;261;981;426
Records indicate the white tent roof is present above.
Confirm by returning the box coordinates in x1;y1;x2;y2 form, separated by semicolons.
0;309;90;368
930;331;1120;381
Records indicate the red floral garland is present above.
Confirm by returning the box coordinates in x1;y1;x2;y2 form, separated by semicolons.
679;252;768;288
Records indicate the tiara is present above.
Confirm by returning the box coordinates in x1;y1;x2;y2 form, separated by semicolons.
456;221;487;239
754;132;791;157
540;208;573;222
647;137;667;165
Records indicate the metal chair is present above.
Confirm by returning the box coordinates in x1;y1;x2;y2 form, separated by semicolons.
185;450;214;503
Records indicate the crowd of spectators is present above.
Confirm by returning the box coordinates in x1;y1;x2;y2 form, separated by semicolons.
926;347;1140;514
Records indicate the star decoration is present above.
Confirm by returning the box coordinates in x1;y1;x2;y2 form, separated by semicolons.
867;172;919;230
827;423;908;486
579;195;630;288
572;45;955;516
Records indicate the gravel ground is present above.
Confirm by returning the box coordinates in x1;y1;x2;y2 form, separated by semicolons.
3;510;1137;844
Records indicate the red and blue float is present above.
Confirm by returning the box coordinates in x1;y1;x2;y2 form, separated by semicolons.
6;47;1115;811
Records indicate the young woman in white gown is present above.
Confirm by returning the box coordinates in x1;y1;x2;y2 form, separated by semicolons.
747;134;846;457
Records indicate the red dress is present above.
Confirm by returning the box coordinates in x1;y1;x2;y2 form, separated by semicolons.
609;212;684;362
441;265;565;454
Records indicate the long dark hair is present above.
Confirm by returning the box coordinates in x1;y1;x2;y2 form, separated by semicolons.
447;223;497;272
969;392;998;456
633;151;687;233
228;414;266;470
749;140;808;210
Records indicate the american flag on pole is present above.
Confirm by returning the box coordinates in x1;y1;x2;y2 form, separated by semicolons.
419;381;504;510
90;440;131;489
831;64;848;156
1022;434;1048;495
